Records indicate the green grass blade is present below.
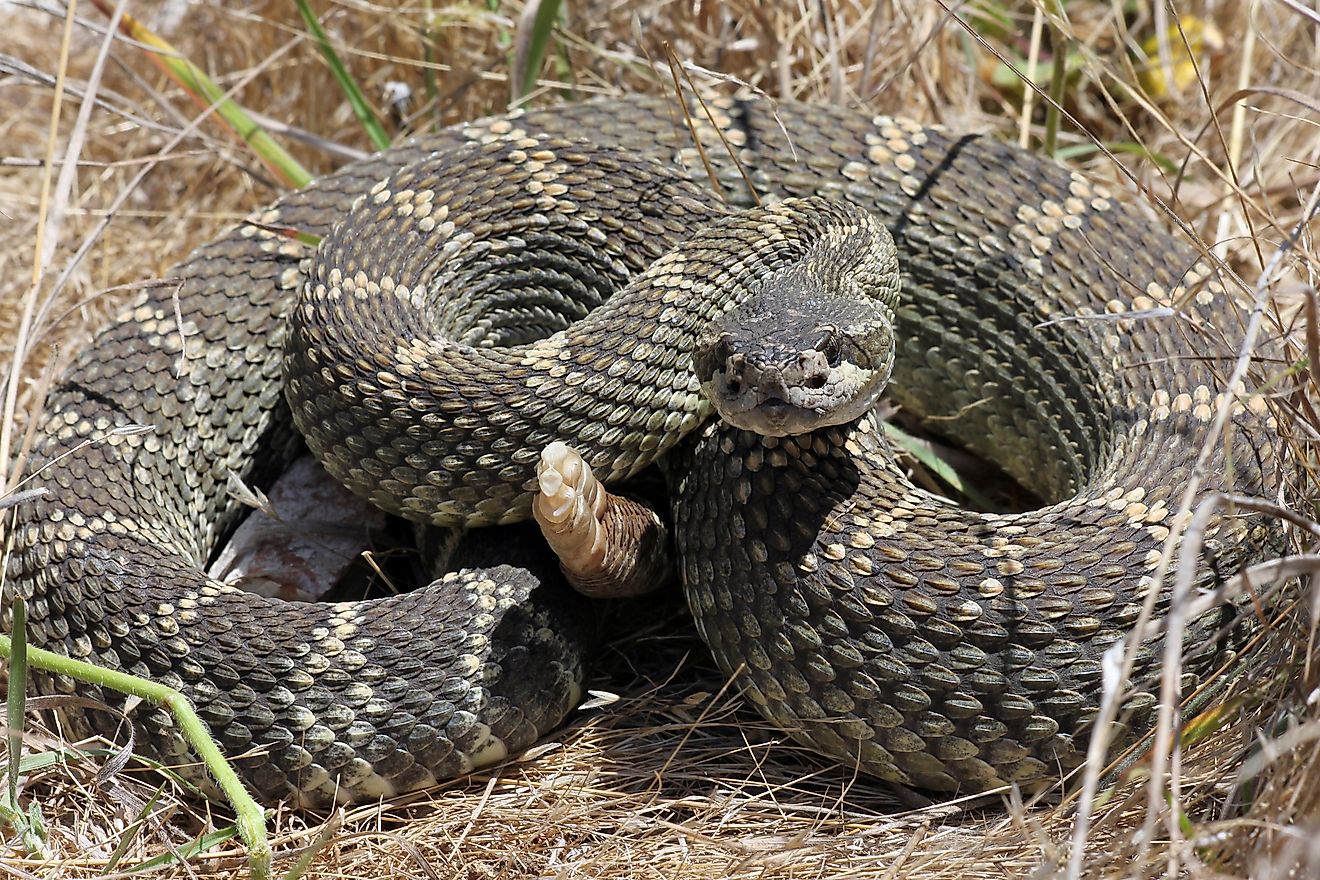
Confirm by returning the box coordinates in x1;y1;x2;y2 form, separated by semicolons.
512;0;564;104
884;423;996;511
421;0;439;109
281;812;342;880
1043;30;1068;155
87;0;311;188
0;727;215;802
4;742;146;778
124;825;240;874
1;598;47;856
1053;141;1179;174
104;784;167;874
295;0;390;151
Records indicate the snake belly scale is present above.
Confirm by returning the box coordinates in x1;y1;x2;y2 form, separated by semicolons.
6;94;1276;804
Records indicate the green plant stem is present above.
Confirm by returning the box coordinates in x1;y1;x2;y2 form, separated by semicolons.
6;598;26;813
0;632;271;880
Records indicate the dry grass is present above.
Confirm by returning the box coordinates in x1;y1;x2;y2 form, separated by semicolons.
2;0;1319;877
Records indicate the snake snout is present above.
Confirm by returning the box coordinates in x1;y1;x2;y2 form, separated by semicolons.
696;332;868;437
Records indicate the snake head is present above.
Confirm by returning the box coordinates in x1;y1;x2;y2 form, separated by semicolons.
692;200;900;437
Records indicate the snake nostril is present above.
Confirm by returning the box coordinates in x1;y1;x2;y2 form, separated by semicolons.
804;373;827;390
724;377;743;395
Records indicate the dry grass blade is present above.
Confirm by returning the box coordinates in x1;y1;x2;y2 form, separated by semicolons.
1;1;1317;879
0;0;76;494
1306;287;1320;391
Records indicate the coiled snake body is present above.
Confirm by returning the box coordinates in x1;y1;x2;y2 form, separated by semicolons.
7;94;1276;805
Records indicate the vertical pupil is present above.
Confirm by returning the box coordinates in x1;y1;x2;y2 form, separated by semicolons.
820;329;841;366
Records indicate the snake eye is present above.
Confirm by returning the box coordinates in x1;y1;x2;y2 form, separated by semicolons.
714;335;736;367
818;327;843;367
695;333;736;383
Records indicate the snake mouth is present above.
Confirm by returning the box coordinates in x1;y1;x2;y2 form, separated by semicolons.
747;398;816;436
720;394;829;437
